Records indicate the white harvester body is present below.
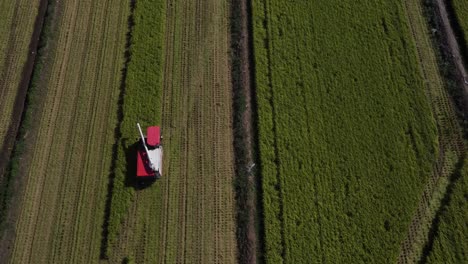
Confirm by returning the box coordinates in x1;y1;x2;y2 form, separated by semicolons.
137;123;163;177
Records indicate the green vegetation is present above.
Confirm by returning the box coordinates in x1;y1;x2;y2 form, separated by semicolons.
252;0;438;262
427;160;468;263
107;0;166;253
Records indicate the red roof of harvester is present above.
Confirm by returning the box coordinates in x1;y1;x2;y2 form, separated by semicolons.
147;126;160;147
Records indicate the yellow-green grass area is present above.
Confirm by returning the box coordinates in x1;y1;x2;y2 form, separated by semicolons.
0;0;40;153
107;0;237;263
427;159;468;263
253;0;438;262
8;0;128;263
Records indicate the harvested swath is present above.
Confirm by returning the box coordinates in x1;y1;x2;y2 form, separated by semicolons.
253;0;438;262
0;0;41;175
8;0;129;262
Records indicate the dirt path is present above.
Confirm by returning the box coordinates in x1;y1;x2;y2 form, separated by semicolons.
231;0;259;262
437;0;468;105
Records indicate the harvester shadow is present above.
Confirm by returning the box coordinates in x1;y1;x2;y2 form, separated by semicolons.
124;139;156;190
99;0;138;259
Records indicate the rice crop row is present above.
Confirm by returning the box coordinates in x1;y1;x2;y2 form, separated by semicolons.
252;0;438;262
106;0;166;252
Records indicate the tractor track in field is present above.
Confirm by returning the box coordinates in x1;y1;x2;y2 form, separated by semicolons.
398;0;466;262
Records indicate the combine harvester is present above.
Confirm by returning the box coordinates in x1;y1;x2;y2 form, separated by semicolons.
136;123;163;179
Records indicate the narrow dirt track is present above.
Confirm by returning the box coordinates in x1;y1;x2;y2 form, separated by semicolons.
109;0;237;263
436;0;468;107
231;0;259;262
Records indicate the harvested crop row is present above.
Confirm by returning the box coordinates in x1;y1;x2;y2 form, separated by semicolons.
253;0;438;262
108;0;237;263
0;0;41;174
8;0;128;263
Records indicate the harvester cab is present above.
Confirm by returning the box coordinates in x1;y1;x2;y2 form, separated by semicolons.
136;123;163;179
